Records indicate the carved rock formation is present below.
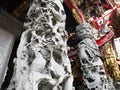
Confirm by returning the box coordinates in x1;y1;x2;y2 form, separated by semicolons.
75;22;115;90
7;0;73;90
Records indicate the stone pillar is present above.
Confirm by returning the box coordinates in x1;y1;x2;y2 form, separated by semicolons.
76;23;115;90
0;9;23;88
7;0;73;90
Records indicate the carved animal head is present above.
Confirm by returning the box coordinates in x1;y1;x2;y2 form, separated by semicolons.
75;22;94;38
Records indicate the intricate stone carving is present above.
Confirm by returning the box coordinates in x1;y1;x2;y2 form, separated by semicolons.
7;0;73;90
75;22;114;90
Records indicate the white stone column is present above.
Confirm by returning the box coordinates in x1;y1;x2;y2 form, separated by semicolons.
7;0;73;90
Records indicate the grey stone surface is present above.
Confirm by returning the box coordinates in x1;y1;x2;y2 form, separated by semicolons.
76;22;115;90
114;81;120;90
0;9;23;88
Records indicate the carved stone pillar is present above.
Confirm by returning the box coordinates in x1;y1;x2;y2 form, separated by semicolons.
7;0;73;90
0;9;23;88
75;22;114;90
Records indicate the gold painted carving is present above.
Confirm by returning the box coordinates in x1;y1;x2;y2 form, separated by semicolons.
104;42;120;80
72;8;81;24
